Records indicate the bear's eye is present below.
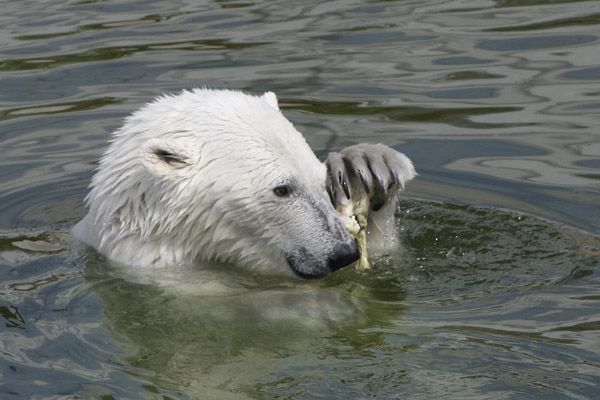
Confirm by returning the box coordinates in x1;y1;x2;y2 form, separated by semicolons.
273;185;291;197
154;149;187;167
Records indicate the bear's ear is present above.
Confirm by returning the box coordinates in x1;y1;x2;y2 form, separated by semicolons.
262;91;279;111
141;137;199;178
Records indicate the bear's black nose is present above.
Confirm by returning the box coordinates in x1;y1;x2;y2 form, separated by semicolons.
328;241;360;271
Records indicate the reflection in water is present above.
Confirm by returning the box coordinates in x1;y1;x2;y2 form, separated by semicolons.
0;199;598;398
1;0;600;398
76;201;598;398
88;264;390;397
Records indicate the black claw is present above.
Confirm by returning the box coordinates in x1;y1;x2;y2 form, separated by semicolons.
358;170;370;195
337;170;350;199
342;177;350;199
326;183;334;205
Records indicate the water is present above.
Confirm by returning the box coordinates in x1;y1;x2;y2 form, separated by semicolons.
1;0;599;398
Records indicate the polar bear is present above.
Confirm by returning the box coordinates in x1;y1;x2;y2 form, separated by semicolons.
73;89;415;279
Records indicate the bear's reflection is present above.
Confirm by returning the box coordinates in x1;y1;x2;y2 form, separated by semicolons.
85;259;406;397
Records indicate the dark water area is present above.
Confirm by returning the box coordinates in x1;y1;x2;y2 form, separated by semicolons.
1;0;599;399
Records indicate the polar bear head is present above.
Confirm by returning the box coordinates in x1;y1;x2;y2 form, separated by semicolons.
73;89;359;279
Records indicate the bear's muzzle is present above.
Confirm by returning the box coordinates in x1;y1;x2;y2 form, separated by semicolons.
327;241;360;272
285;240;359;279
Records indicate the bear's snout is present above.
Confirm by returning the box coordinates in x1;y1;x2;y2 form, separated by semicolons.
327;241;360;272
285;239;359;279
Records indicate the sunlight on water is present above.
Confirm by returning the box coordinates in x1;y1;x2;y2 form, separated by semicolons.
1;0;600;398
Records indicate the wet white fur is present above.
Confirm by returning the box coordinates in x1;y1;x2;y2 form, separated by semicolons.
73;89;416;277
73;89;327;274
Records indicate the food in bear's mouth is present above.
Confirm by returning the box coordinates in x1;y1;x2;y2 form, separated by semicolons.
337;188;371;271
